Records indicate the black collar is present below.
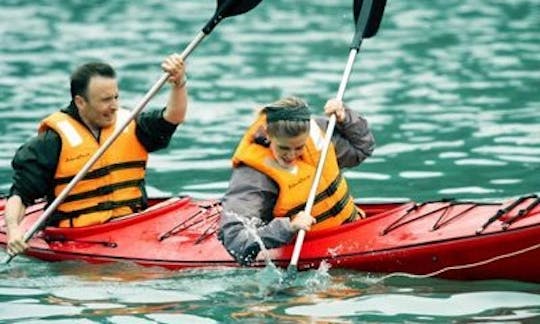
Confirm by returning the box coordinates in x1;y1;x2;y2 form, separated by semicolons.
61;101;100;139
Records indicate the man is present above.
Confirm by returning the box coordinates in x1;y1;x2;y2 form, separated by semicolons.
6;53;187;255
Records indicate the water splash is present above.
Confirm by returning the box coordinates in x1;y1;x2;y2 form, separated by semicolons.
224;210;335;295
223;210;273;265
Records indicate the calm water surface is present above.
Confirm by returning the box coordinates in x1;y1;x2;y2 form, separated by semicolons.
1;0;539;322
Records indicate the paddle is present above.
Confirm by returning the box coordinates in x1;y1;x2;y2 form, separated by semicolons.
2;0;264;265
288;0;386;270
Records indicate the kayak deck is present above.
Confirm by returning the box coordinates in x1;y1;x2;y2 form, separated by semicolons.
1;194;539;282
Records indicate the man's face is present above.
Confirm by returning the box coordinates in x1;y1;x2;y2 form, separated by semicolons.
268;132;309;168
76;75;119;130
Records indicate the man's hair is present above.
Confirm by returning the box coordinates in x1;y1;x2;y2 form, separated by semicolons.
70;62;116;100
263;96;311;138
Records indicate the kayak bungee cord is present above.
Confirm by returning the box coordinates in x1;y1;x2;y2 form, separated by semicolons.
381;200;501;235
368;242;540;284
476;194;537;234
502;195;540;229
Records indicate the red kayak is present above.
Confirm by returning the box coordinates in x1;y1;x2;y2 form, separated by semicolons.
1;194;539;282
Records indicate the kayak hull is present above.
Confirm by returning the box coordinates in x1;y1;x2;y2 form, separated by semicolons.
1;195;539;282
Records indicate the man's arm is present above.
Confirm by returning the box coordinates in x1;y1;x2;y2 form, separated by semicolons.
135;54;188;152
6;130;60;254
5;195;28;255
218;166;297;265
161;53;188;125
10;131;60;205
316;106;375;168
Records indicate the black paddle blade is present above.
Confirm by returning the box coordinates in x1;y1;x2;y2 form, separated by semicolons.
353;0;386;38
218;0;264;17
203;0;264;34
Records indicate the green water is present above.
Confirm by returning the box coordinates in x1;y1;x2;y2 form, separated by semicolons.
1;0;539;322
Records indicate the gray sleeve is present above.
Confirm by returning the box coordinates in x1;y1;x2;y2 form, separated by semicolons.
218;165;296;265
315;107;375;168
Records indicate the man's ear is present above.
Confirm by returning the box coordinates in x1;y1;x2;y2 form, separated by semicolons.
73;95;85;109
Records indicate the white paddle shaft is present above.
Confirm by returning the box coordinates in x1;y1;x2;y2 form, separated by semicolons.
289;48;359;267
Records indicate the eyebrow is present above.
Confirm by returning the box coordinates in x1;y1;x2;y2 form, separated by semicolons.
101;93;119;100
278;144;304;150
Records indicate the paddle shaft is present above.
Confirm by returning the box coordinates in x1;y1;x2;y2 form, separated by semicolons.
289;0;381;268
1;32;209;265
289;49;359;267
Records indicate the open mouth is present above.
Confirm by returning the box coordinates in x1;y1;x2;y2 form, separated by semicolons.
280;158;294;166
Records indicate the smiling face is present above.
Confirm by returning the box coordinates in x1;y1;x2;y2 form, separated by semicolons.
268;132;309;168
75;75;119;130
262;96;312;168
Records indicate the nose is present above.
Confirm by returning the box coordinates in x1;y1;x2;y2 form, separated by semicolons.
285;150;301;161
110;98;119;110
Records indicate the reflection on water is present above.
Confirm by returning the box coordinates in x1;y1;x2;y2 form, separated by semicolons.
287;291;540;320
1;0;539;322
1;251;540;322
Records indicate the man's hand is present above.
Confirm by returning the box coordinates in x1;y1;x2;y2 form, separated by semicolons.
324;98;346;123
7;224;27;256
5;195;28;256
162;53;186;87
290;211;316;232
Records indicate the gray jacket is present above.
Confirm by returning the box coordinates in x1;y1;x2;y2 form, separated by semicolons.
218;108;375;265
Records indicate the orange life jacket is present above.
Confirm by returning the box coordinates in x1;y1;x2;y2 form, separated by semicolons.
232;115;358;231
39;109;148;227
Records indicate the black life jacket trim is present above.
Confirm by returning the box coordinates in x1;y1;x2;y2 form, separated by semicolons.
314;193;355;223
48;197;144;226
54;160;146;185
283;173;343;219
62;179;144;203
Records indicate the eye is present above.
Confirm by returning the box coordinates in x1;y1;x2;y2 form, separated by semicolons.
278;146;291;152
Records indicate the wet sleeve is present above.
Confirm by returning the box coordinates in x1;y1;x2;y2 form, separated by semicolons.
9;130;60;206
315;107;375;168
135;108;179;152
218;165;297;265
